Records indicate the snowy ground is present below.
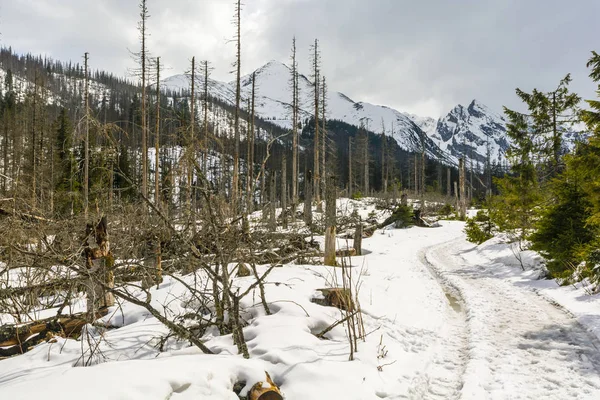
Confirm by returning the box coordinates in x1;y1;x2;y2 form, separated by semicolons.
424;236;600;399
2;200;600;399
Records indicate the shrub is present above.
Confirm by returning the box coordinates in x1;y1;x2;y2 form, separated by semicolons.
438;203;454;217
464;217;493;244
529;177;595;278
351;191;363;200
378;204;414;228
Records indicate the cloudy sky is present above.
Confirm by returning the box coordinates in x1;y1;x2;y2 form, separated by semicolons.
1;0;599;117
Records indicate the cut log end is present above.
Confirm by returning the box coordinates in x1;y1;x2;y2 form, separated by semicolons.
249;372;283;400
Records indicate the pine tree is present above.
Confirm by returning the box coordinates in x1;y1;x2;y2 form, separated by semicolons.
490;107;541;239
509;75;580;178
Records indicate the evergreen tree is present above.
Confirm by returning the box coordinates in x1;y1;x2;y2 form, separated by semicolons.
529;170;594;279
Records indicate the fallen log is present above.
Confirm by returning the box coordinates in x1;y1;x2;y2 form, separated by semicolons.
0;309;108;351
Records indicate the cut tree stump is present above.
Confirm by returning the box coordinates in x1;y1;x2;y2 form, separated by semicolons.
249;372;283;400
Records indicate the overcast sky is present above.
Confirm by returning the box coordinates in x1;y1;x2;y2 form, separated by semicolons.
1;0;599;117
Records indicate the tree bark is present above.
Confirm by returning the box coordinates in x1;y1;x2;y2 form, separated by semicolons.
324;176;336;266
304;169;313;227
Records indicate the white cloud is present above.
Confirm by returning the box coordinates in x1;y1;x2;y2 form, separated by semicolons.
1;0;599;117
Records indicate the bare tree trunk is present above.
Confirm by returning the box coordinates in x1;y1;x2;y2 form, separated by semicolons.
459;158;466;220
319;76;327;213
304;169;313;227
154;57;161;208
421;148;426;205
84;216;114;322
83;55;89;218
312;39;321;210
290;37;299;219
454;181;459;213
188;57;196;230
246;72;256;213
232;0;242;211
202;60;210;175
381;120;386;194
447;168;451;197
414;154;418;196
281;155;287;229
348;137;352;197
324;176;336;266
363;128;369;195
140;0;149;199
269;172;276;232
353;219;362;256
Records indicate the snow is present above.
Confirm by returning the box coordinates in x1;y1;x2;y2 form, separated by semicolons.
424;234;600;399
2;200;600;399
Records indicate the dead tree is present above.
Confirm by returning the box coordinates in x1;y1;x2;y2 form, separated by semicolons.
154;56;161;208
348;137;353;197
232;0;242;210
139;0;150;199
353;219;362;256
84;52;90;219
459;158;466;220
83;216;114;322
311;39;321;210
269;172;276;232
281;155;288;229
304;169;313;227
324;176;337;266
290;37;299;217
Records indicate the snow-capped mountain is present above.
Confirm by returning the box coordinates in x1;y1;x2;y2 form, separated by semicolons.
163;61;511;166
428;100;509;165
163;61;456;164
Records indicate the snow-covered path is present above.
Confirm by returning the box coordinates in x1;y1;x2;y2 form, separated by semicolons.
424;238;600;400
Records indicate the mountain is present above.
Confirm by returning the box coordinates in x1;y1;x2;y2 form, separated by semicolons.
427;100;509;165
163;60;455;164
163;61;509;166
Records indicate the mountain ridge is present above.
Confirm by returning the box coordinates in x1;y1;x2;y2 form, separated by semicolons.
163;60;509;166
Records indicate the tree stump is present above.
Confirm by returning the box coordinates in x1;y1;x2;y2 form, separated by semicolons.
249;372;283;400
324;176;337;266
83;216;114;322
353;222;363;256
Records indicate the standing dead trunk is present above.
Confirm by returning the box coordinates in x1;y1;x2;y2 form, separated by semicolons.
304;170;313;227
459;158;466;220
269;172;276;231
447;168;451;197
454;181;459;215
154;57;161;208
353;218;362;256
84;216;114;322
281;155;287;229
324;176;337;266
83;54;89;219
348;137;352;198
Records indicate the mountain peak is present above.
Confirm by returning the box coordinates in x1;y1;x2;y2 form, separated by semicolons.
254;60;290;75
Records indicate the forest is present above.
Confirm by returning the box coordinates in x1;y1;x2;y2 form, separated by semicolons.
1;1;600;399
